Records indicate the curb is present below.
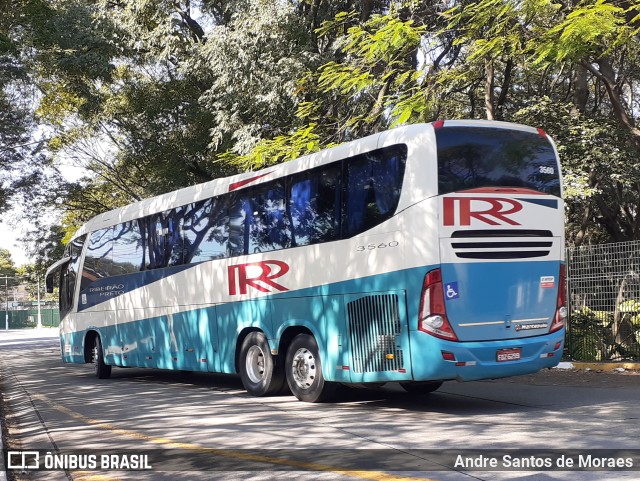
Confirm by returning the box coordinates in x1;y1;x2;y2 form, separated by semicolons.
0;362;66;481
574;362;640;371
0;419;6;481
556;361;640;371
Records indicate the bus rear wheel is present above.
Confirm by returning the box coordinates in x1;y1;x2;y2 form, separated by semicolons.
239;332;285;396
285;334;336;403
92;335;112;379
399;381;443;394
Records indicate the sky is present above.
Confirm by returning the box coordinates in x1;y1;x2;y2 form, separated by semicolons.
0;211;32;267
1;164;86;268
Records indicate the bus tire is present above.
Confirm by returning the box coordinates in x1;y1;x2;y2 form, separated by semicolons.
92;335;112;379
285;334;336;403
399;381;443;394
239;332;285;396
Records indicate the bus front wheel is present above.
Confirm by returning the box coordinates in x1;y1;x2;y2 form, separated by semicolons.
92;336;112;379
239;332;285;396
285;334;336;403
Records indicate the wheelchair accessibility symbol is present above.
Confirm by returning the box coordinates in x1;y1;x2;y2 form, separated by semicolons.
445;282;459;300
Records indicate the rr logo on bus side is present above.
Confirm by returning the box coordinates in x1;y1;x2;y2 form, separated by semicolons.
228;260;290;295
443;197;523;226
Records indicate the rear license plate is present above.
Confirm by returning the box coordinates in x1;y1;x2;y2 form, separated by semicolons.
496;348;521;362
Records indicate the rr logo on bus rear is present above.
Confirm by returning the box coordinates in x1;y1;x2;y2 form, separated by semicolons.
443;197;523;226
228;260;290;295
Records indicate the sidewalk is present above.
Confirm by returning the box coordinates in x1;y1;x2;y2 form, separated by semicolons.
0;327;59;340
0;328;60;481
1;418;5;481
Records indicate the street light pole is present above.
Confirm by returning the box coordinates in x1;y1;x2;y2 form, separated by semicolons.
4;276;8;331
37;276;43;329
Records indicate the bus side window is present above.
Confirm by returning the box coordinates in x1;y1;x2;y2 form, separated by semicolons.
182;198;229;264
289;164;341;246
165;207;185;266
228;195;248;257
227;182;291;256
80;228;113;292
146;214;166;269
246;182;290;253
146;207;186;268
343;146;407;238
112;221;145;274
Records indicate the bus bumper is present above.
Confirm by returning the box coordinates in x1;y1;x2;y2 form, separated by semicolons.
409;328;566;382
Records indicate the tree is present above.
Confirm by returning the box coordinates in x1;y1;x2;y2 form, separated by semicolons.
0;248;19;306
10;0;640;253
0;0;49;218
252;0;640;246
0;249;17;278
28;0;384;240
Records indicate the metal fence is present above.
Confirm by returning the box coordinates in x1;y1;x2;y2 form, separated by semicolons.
0;309;61;329
567;241;640;361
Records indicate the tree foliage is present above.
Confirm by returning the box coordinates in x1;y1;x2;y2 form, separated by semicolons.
0;248;18;278
0;0;50;218
261;0;640;246
7;0;640;262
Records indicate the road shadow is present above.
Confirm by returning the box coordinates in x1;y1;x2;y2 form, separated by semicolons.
65;361;632;416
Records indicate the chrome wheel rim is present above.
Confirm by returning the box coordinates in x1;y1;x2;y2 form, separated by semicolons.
246;345;266;384
291;347;316;390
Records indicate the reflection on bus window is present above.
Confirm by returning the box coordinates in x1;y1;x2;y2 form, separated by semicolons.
80;228;113;291
437;127;561;196
344;146;407;238
247;182;290;253
290;164;341;246
146;208;184;268
112;221;145;274
182;199;229;264
228;196;247;257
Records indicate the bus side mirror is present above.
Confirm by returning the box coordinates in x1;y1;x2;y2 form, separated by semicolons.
45;273;54;293
45;256;71;293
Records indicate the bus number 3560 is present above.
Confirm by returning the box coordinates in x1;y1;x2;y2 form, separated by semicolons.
356;241;399;252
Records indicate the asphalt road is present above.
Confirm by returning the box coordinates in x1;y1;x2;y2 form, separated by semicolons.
1;328;639;481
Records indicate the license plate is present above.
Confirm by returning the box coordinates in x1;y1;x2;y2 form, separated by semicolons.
496;348;521;362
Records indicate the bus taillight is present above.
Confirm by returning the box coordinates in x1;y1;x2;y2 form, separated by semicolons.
550;264;567;333
418;269;458;341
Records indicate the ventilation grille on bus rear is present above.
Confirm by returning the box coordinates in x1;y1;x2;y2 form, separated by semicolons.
450;229;553;259
347;294;404;373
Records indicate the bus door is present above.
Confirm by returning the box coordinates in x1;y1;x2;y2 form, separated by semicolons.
344;290;412;383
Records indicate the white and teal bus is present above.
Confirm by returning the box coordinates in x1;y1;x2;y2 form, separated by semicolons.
46;120;566;402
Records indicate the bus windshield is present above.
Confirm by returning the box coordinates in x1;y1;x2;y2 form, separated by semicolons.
436;126;561;196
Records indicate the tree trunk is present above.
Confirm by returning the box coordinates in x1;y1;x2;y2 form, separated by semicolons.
572;63;589;115
306;0;321;52
485;58;495;120
582;58;640;147
360;0;374;23
573;170;597;247
494;58;512;121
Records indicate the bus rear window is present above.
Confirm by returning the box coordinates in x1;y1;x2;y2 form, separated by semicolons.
436;126;561;196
